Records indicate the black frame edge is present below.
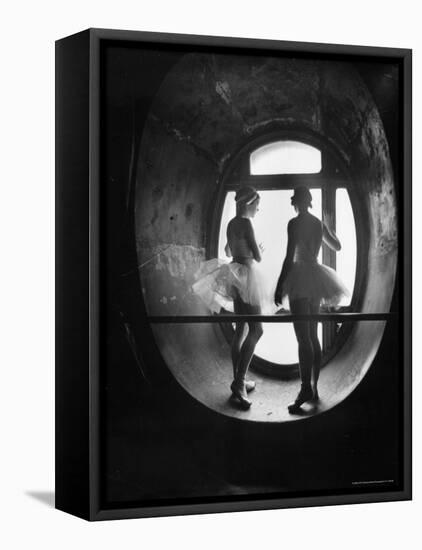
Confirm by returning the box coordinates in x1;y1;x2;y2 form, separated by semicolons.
88;27;411;58
89;28;102;521
55;29;92;521
402;48;412;501
92;490;410;521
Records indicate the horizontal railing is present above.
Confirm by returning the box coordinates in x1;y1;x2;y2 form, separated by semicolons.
148;312;395;323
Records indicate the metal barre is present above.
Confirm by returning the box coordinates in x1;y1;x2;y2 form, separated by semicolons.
148;313;396;323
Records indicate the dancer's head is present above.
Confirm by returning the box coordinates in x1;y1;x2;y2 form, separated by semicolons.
235;186;260;218
291;186;312;213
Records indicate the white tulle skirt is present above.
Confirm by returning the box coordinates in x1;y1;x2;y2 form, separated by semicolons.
192;259;277;314
282;261;349;307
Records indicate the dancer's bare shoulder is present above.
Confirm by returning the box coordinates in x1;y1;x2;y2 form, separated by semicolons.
287;217;298;230
306;212;323;234
286;216;298;235
227;216;239;234
308;211;322;225
227;217;252;242
229;216;251;232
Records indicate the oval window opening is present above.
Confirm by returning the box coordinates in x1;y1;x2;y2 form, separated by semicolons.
134;55;397;422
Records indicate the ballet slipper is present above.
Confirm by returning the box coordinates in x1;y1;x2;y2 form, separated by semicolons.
287;384;313;413
245;379;256;393
230;380;252;410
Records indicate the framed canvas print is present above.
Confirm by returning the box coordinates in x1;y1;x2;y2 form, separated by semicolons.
55;28;412;520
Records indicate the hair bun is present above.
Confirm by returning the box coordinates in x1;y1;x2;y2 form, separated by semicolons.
235;186;259;205
291;186;312;205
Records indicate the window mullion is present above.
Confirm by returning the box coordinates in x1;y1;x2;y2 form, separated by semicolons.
225;174;348;191
322;186;336;269
322;186;337;352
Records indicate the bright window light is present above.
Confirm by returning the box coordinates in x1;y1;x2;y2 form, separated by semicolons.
335;189;356;306
250;141;322;175
219;189;322;365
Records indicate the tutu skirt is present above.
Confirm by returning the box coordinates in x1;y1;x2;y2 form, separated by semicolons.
282;261;349;307
192;259;276;314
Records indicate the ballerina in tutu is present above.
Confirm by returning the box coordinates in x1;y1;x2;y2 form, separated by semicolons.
193;186;269;410
275;186;349;413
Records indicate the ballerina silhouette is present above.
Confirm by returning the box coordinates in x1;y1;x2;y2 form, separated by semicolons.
193;186;270;410
275;186;348;413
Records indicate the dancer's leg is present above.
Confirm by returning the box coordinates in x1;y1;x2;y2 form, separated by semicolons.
235;313;263;382
231;304;263;408
291;299;313;387
231;296;248;378
309;299;322;399
288;298;314;411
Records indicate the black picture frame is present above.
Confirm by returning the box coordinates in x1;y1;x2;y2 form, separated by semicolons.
55;28;412;521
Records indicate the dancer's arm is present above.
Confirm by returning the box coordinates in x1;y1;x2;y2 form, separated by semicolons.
322;222;341;251
245;219;262;262
275;220;296;305
224;242;232;257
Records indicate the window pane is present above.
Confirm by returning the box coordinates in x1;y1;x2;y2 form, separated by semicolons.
219;190;322;365
250;140;322;175
335;189;356;306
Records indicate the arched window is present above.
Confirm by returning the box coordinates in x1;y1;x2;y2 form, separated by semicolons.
214;136;357;375
250;140;322;175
